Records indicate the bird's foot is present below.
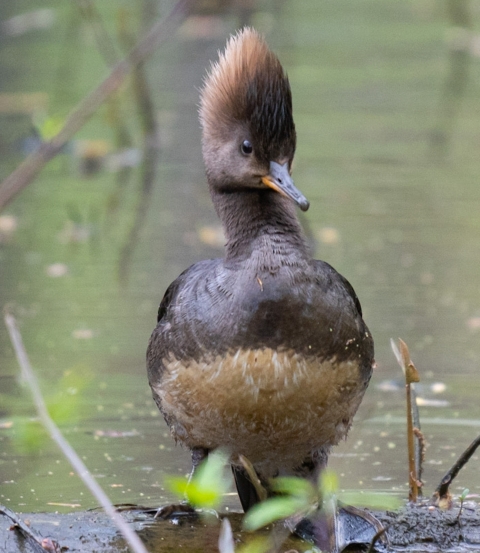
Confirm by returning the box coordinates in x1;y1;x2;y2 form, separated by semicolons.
337;504;388;552
292;503;388;553
154;502;198;520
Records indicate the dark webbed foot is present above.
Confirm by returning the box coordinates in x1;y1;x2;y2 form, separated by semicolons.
294;504;388;552
337;504;388;551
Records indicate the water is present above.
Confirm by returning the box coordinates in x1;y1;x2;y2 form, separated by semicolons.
1;0;480;517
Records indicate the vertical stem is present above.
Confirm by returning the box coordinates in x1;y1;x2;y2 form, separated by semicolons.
406;381;418;502
4;312;149;553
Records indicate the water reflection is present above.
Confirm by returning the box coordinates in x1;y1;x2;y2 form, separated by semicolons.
1;0;480;516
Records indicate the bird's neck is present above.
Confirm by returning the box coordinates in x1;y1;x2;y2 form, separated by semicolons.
210;187;310;266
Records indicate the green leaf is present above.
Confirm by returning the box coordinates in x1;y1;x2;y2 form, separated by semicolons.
319;469;339;497
13;419;46;454
236;536;271;553
194;449;229;492
165;450;229;510
47;394;79;425
242;496;305;531
33;113;65;141
270;476;316;501
164;475;189;497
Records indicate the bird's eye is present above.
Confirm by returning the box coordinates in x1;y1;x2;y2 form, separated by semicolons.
240;140;253;155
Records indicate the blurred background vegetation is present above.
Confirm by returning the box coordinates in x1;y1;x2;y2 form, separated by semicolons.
1;0;480;515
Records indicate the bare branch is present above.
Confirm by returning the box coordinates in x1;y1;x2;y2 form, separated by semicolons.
0;0;193;212
433;434;480;503
4;310;149;553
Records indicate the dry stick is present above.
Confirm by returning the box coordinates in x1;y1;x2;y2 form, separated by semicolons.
4;312;149;553
0;0;193;212
393;339;420;502
405;374;418;502
434;434;480;500
411;387;424;495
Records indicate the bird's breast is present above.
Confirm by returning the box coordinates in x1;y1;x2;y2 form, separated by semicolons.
152;347;370;475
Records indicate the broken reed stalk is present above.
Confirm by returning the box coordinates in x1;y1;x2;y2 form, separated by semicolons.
411;389;424;495
4;311;150;553
0;0;193;212
405;370;418;502
434;434;480;502
391;339;421;502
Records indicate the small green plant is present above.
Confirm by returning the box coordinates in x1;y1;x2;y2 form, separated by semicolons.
33;112;65;141
457;488;469;522
12;418;46;454
165;449;230;511
243;468;339;533
7;365;93;454
166;457;400;552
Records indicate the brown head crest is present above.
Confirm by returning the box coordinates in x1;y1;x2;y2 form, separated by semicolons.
199;27;296;163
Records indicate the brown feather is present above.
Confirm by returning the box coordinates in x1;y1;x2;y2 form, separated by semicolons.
199;27;296;163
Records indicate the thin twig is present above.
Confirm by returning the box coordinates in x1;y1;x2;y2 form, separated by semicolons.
4;311;149;553
433;434;480;501
0;0;193;212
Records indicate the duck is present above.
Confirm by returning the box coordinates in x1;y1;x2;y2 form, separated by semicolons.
147;26;374;537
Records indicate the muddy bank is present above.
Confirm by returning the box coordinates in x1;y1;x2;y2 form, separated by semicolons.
376;500;480;552
2;501;480;553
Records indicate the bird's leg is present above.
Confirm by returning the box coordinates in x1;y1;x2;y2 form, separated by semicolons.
189;447;209;483
155;447;209;519
289;449;337;551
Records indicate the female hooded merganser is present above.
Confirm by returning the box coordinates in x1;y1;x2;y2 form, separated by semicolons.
147;27;374;514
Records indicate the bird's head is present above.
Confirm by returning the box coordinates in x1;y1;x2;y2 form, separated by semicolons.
199;28;309;212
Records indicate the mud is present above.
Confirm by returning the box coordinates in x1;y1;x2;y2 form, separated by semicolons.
2;502;480;553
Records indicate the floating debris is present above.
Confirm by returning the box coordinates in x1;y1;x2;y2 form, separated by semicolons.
0;215;18;243
94;430;140;438
71;329;94;340
315;226;340;245
45;263;68;278
74;140;111;176
197;225;225;248
466;316;480;331
105;148;142;171
416;397;450;408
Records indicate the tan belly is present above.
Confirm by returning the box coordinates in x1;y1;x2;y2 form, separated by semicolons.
153;348;367;475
